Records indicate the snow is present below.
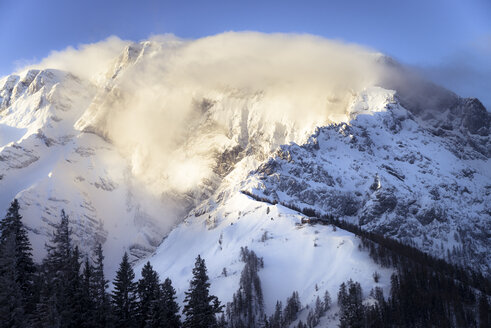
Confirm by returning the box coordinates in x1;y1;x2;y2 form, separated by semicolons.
137;192;393;323
0;124;26;148
243;88;490;273
347;86;396;118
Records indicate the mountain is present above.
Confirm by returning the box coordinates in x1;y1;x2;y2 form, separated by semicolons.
0;34;489;324
245;86;490;274
0;67;169;275
137;85;489;324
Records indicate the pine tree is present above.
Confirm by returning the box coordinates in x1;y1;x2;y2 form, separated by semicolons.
81;257;95;327
283;291;301;325
44;210;72;274
0;234;26;328
226;248;264;327
112;252;138;328
323;290;331;312
0;199;35;309
64;245;84;327
269;301;282;328
35;209;80;328
32;275;60;328
216;313;227;328
91;243;111;327
160;278;181;328
314;296;323;319
338;282;349;328
183;255;223;328
338;280;364;328
306;309;316;328
147;278;181;328
296;320;307;328
137;261;160;327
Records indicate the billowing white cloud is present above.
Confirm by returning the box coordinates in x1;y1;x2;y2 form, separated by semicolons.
72;32;392;196
19;36;130;83
18;32;467;203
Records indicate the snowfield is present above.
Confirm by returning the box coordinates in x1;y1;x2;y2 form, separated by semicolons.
137;192;393;326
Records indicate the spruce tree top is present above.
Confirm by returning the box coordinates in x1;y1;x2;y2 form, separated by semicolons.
0;199;35;292
183;255;223;328
1;199;23;242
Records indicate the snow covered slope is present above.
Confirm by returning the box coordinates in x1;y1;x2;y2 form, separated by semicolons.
137;191;394;327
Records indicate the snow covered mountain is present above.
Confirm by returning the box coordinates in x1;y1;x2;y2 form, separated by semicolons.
0;67;170;275
243;86;490;274
0;33;489;323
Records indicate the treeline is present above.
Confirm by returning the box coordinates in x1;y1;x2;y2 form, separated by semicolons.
242;190;491;327
241;190;490;295
336;270;490;328
331;216;491;295
0;200;224;328
3;194;491;327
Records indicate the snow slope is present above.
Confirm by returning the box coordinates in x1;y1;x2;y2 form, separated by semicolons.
137;191;393;326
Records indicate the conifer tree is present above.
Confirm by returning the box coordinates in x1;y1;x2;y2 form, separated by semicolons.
323;290;331;312
216;313;227;328
0;199;35;307
283;291;301;326
183;255;223;328
478;292;490;328
81;257;95;327
36;209;78;328
314;296;323;319
112;252;138;328
269;301;283;328
226;247;264;327
64;245;83;327
296;320;307;328
338;280;364;328
306;308;316;328
147;277;181;328
44;210;72;274
137;261;160;327
160;278;181;328
91;243;111;327
0;234;26;328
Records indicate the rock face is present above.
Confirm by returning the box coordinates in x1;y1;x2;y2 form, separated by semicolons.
243;87;490;274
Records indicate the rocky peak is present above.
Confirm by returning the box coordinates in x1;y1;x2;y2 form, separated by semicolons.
457;97;490;136
107;42;146;80
243;87;490;274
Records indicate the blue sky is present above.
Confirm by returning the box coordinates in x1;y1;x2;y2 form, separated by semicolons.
1;0;490;106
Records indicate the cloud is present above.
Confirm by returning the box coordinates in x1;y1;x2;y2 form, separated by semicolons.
418;35;491;110
18;32;475;208
19;36;130;82
70;32;392;198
